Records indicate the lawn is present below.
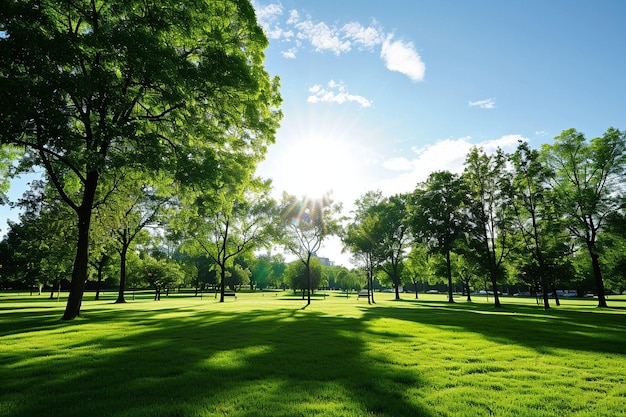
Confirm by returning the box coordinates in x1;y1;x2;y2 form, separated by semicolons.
1;291;625;417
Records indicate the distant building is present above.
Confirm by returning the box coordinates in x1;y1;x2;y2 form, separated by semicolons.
313;254;334;266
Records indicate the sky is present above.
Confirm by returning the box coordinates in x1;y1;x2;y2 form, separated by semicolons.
252;0;626;265
2;1;626;267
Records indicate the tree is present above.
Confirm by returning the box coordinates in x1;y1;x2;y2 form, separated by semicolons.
95;171;172;304
0;0;281;319
0;182;76;295
343;191;386;304
136;256;184;301
279;193;343;305
377;194;411;300
542;128;626;307
509;141;570;309
409;171;467;303
183;186;278;302
250;253;285;290
334;267;363;294
284;258;323;298
463;147;513;308
404;244;435;299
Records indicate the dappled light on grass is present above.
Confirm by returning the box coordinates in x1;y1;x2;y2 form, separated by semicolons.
203;346;273;370
0;292;625;416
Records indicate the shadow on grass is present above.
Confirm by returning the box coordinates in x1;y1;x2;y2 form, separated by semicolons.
0;305;433;417
371;298;626;355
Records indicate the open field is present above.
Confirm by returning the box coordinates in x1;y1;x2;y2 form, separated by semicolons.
1;291;625;417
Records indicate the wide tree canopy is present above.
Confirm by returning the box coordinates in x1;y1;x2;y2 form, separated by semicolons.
0;0;282;319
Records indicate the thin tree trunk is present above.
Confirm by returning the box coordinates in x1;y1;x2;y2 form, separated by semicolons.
219;266;226;302
115;244;128;303
550;281;561;306
446;250;454;303
95;254;107;301
306;255;312;305
465;278;472;302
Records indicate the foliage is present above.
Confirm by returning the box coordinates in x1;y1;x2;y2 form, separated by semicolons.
343;191;387;304
250;253;286;290
131;256;184;298
508;141;571;308
0;183;75;293
181;185;278;301
403;244;435;297
542;127;626;307
0;0;281;319
375;194;411;300
409;171;467;303
278;193;343;304
463;147;513;307
283;258;322;294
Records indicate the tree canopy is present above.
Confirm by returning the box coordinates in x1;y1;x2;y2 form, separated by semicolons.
0;0;282;319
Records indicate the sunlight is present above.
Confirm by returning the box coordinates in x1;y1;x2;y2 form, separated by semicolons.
276;135;363;200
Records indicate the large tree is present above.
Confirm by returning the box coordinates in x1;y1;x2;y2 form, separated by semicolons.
0;0;281;319
409;171;467;303
542;128;626;308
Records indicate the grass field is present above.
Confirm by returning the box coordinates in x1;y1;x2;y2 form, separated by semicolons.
1;291;625;417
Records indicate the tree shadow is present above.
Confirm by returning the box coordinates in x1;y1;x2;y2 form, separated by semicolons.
1;305;434;417
369;298;626;355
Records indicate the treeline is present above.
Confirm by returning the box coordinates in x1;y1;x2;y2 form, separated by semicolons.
344;128;626;309
2;128;625;313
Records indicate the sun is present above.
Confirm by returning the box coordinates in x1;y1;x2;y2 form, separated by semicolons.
272;135;363;200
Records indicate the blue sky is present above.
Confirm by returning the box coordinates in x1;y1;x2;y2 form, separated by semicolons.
251;0;626;264
2;1;626;266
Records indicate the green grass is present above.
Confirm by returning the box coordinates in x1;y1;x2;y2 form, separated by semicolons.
1;291;625;417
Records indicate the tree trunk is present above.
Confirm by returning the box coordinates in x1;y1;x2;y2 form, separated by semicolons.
588;247;608;308
219;266;226;302
62;197;95;320
414;282;419;299
490;269;501;307
306;255;312;306
95;255;107;301
446;250;454;303
195;268;200;296
366;266;373;305
115;244;129;303
550;281;561;306
465;278;472;302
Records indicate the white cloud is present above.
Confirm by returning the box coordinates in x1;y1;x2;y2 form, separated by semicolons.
478;134;525;153
286;9;300;25
254;3;287;40
342;21;385;50
254;3;425;80
307;80;372;108
380;36;426;82
281;47;297;59
375;135;525;196
469;98;496;109
295;20;352;55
